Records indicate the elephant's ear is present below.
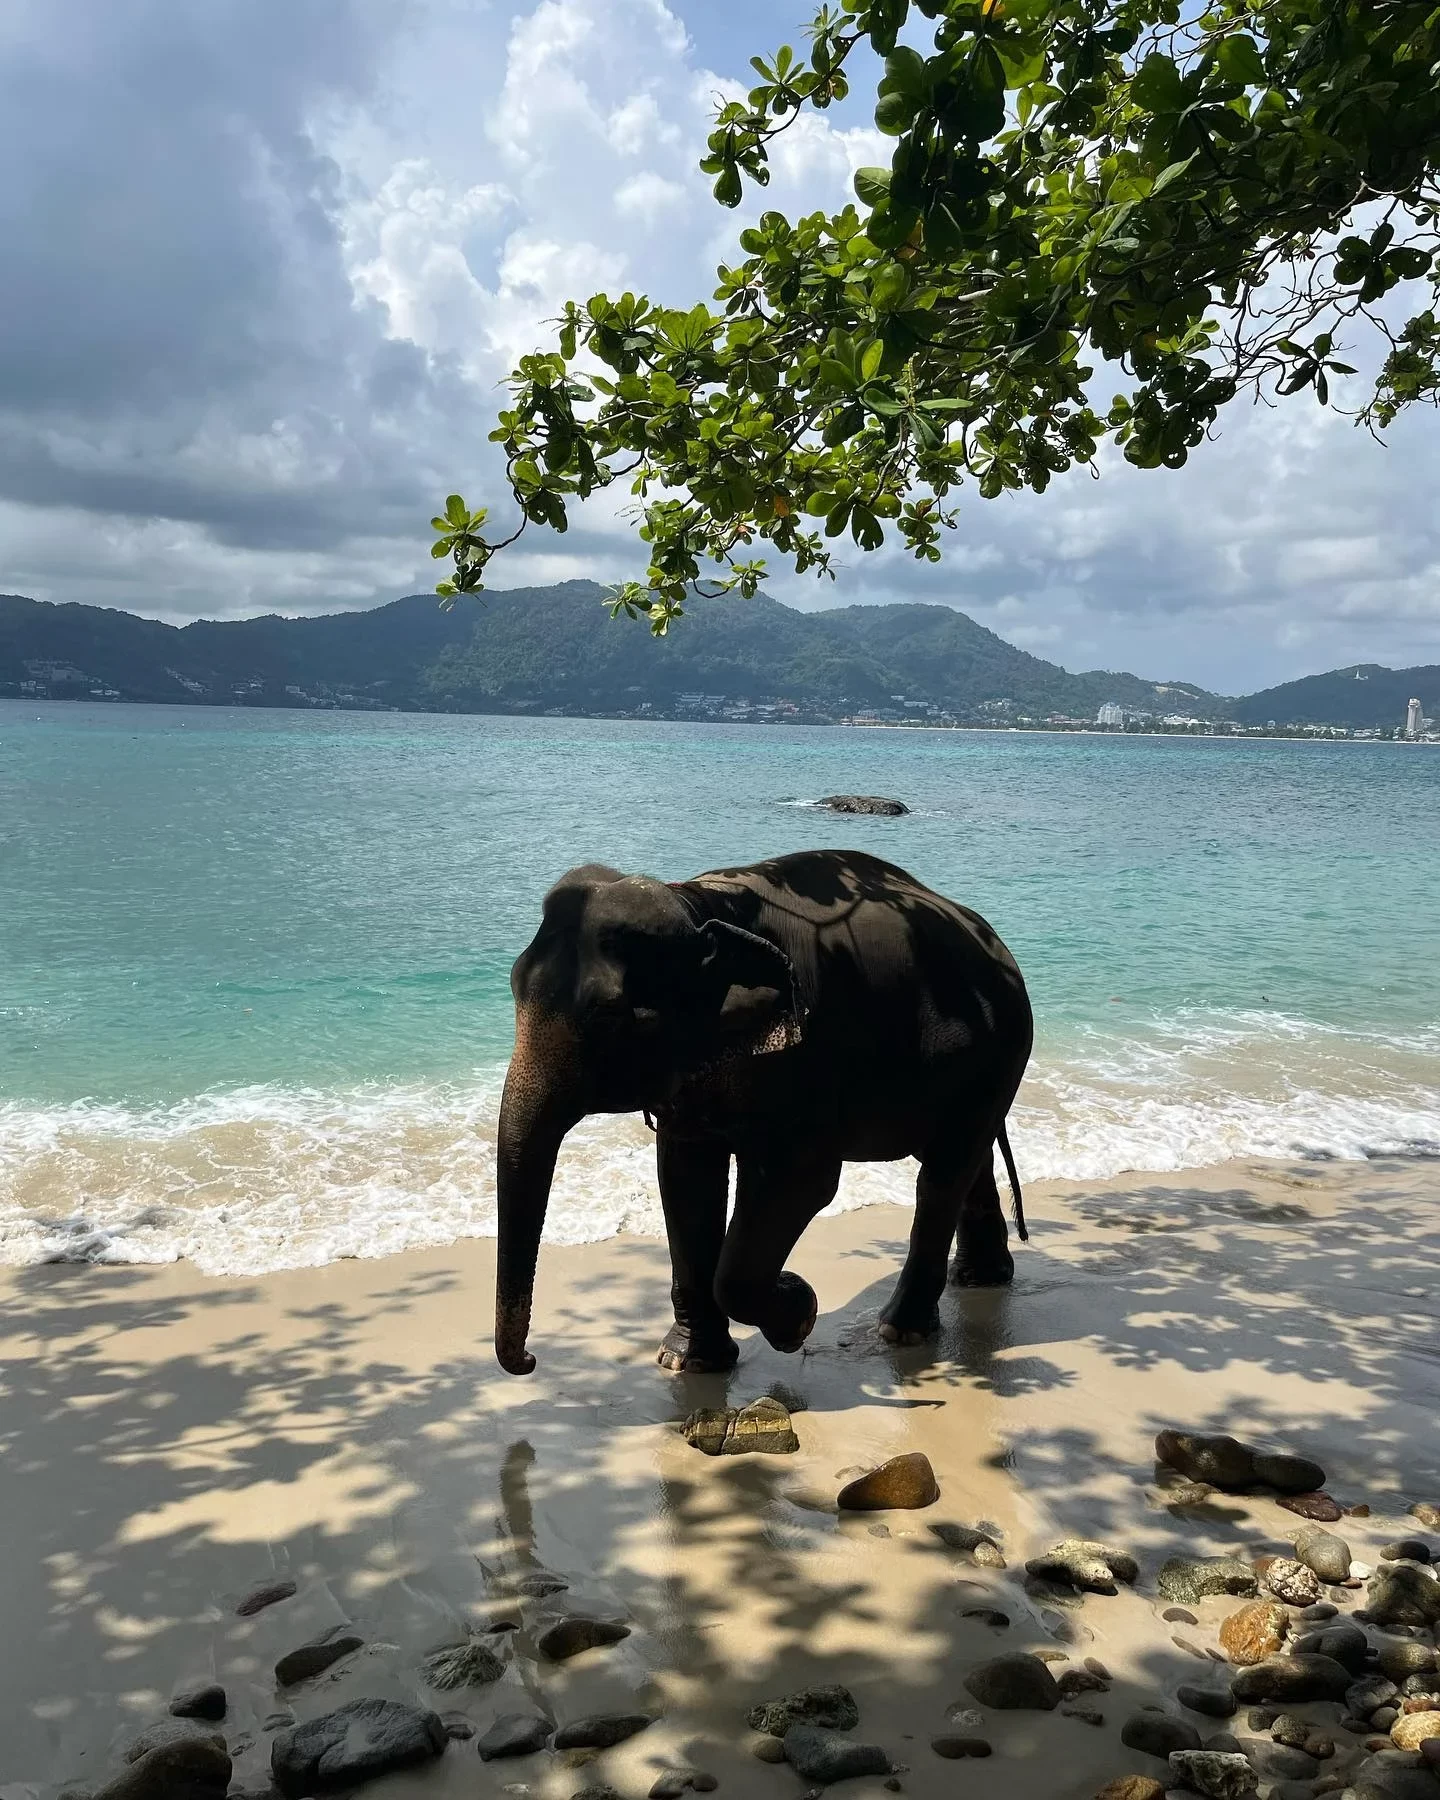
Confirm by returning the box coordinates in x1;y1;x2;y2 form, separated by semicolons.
699;920;804;1055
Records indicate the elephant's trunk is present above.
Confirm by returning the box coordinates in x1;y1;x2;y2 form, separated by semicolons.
494;1011;580;1376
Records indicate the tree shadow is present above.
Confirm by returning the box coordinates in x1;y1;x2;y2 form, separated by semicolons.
0;1155;1436;1799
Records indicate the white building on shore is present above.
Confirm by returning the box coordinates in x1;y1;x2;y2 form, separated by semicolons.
1406;697;1423;738
1097;701;1124;727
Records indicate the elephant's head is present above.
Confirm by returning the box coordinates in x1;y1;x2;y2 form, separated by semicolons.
493;864;801;1375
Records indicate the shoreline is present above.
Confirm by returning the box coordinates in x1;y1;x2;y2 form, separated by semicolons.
2;1152;1436;1797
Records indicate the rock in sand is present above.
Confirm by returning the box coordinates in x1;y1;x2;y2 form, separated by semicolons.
1263;1558;1323;1606
552;1714;653;1751
1166;1749;1259;1798
1120;1712;1202;1758
96;1739;231;1800
1381;1540;1434;1564
1230;1654;1354;1704
1294;1526;1353;1582
836;1452;938;1510
1219;1600;1290;1665
168;1683;225;1723
783;1725;890;1782
962;1653;1061;1710
1025;1540;1138;1594
1157;1557;1258;1606
1378;1642;1439;1685
1391;1712;1440;1751
271;1699;446;1798
682;1396;798;1456
1177;1686;1237;1719
1154;1431;1323;1495
1278;1491;1345;1522
1094;1781;1166;1800
1367;1563;1440;1627
537;1617;631;1661
273;1625;364;1687
929;1521;1005;1565
747;1685;859;1737
235;1577;297;1617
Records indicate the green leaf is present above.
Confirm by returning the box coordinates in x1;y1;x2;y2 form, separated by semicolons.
871;261;910;309
431;539;453;559
713;163;743;207
860;338;885;381
445;494;468;526
853;166;892;207
1131;53;1184;112
1151;153;1197;194
1216;33;1266;87
883;46;929;99
874;90;915;134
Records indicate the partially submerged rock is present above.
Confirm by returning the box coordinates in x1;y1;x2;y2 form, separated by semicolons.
782;1724;889;1783
476;1713;552;1761
1219;1600;1290;1665
747;1686;859;1737
1278;1490;1345;1521
1155;1430;1324;1495
817;795;909;816
552;1714;653;1751
837;1451;939;1510
168;1683;225;1723
271;1699;445;1797
1024;1540;1138;1594
1157;1556;1258;1606
273;1625;363;1687
420;1632;505;1688
235;1577;297;1617
682;1396;798;1456
962;1653;1061;1710
96;1738;230;1800
928;1521;1005;1566
537;1617;631;1661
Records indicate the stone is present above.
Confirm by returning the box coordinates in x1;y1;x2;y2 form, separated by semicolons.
1154;1481;1217;1509
1291;1624;1368;1673
1120;1712;1203;1758
963;1653;1062;1710
748;1686;859;1737
421;1633;505;1687
511;1570;569;1597
1231;1656;1354;1704
751;1737;787;1763
1253;1454;1330;1495
929;1521;1004;1564
123;1726;225;1765
1094;1782;1166;1800
1265;1559;1324;1606
1348;1677;1402;1720
236;1578;297;1617
932;1736;993;1758
1424;1738;1440;1771
1295;1529;1354;1583
477;1714;553;1760
1300;1602;1339;1621
1368;1564;1440;1627
169;1684;225;1723
95;1740;231;1800
1166;1750;1258;1797
271;1700;445;1797
1247;1709;1277;1731
1026;1540;1139;1594
837;1452;939;1510
1378;1642;1439;1684
1279;1493;1346;1523
1390;1713;1440;1751
1202;1733;1241;1754
817;795;910;815
552;1715;653;1751
1159;1558;1259;1606
441;1714;474;1741
1382;1542;1434;1564
1064;1704;1106;1726
1060;1668;1112;1699
1178;1687;1238;1719
273;1626;364;1687
972;1541;1007;1569
1252;1741;1320;1779
1410;1503;1440;1529
537;1618;631;1661
1165;1608;1201;1625
1375;1706;1402;1730
682;1396;798;1456
1268;1786;1319;1800
1351;1749;1440;1800
1220;1601;1291;1665
1156;1432;1257;1489
649;1773;717;1798
962;1607;1011;1628
783;1725;890;1783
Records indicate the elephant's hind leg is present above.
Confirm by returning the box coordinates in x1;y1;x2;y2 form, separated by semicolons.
880;1126;997;1344
949;1160;1015;1288
655;1132;739;1373
714;1146;841;1353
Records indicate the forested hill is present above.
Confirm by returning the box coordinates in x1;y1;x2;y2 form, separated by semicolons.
0;581;1431;728
0;581;1219;723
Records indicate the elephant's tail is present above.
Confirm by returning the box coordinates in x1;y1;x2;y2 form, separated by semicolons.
998;1121;1028;1243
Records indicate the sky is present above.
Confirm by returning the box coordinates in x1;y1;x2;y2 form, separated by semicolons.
0;0;1437;696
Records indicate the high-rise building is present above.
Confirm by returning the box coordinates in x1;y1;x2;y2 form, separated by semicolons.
1097;701;1124;727
1406;697;1423;738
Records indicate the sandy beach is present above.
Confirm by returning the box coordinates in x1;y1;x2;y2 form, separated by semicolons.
1;1152;1437;1800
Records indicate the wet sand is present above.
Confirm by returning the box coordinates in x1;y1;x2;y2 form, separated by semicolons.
0;1153;1436;1799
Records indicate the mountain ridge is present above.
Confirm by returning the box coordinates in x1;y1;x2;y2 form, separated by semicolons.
1;583;1433;730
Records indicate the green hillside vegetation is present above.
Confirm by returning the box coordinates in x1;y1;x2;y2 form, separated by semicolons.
0;583;1430;731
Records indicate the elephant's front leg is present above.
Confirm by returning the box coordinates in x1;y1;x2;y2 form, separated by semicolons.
714;1145;841;1353
655;1131;739;1373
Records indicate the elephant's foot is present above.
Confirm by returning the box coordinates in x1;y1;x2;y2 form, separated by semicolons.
877;1294;941;1346
657;1321;739;1374
758;1271;818;1354
949;1246;1015;1288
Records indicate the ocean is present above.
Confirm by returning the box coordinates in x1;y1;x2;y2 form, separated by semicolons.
2;700;1437;1273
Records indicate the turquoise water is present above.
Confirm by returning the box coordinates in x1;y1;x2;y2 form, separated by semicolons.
2;700;1437;1269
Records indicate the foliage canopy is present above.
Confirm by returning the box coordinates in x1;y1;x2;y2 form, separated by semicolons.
433;0;1440;630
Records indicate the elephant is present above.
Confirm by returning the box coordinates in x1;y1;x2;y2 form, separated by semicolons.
493;848;1033;1376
